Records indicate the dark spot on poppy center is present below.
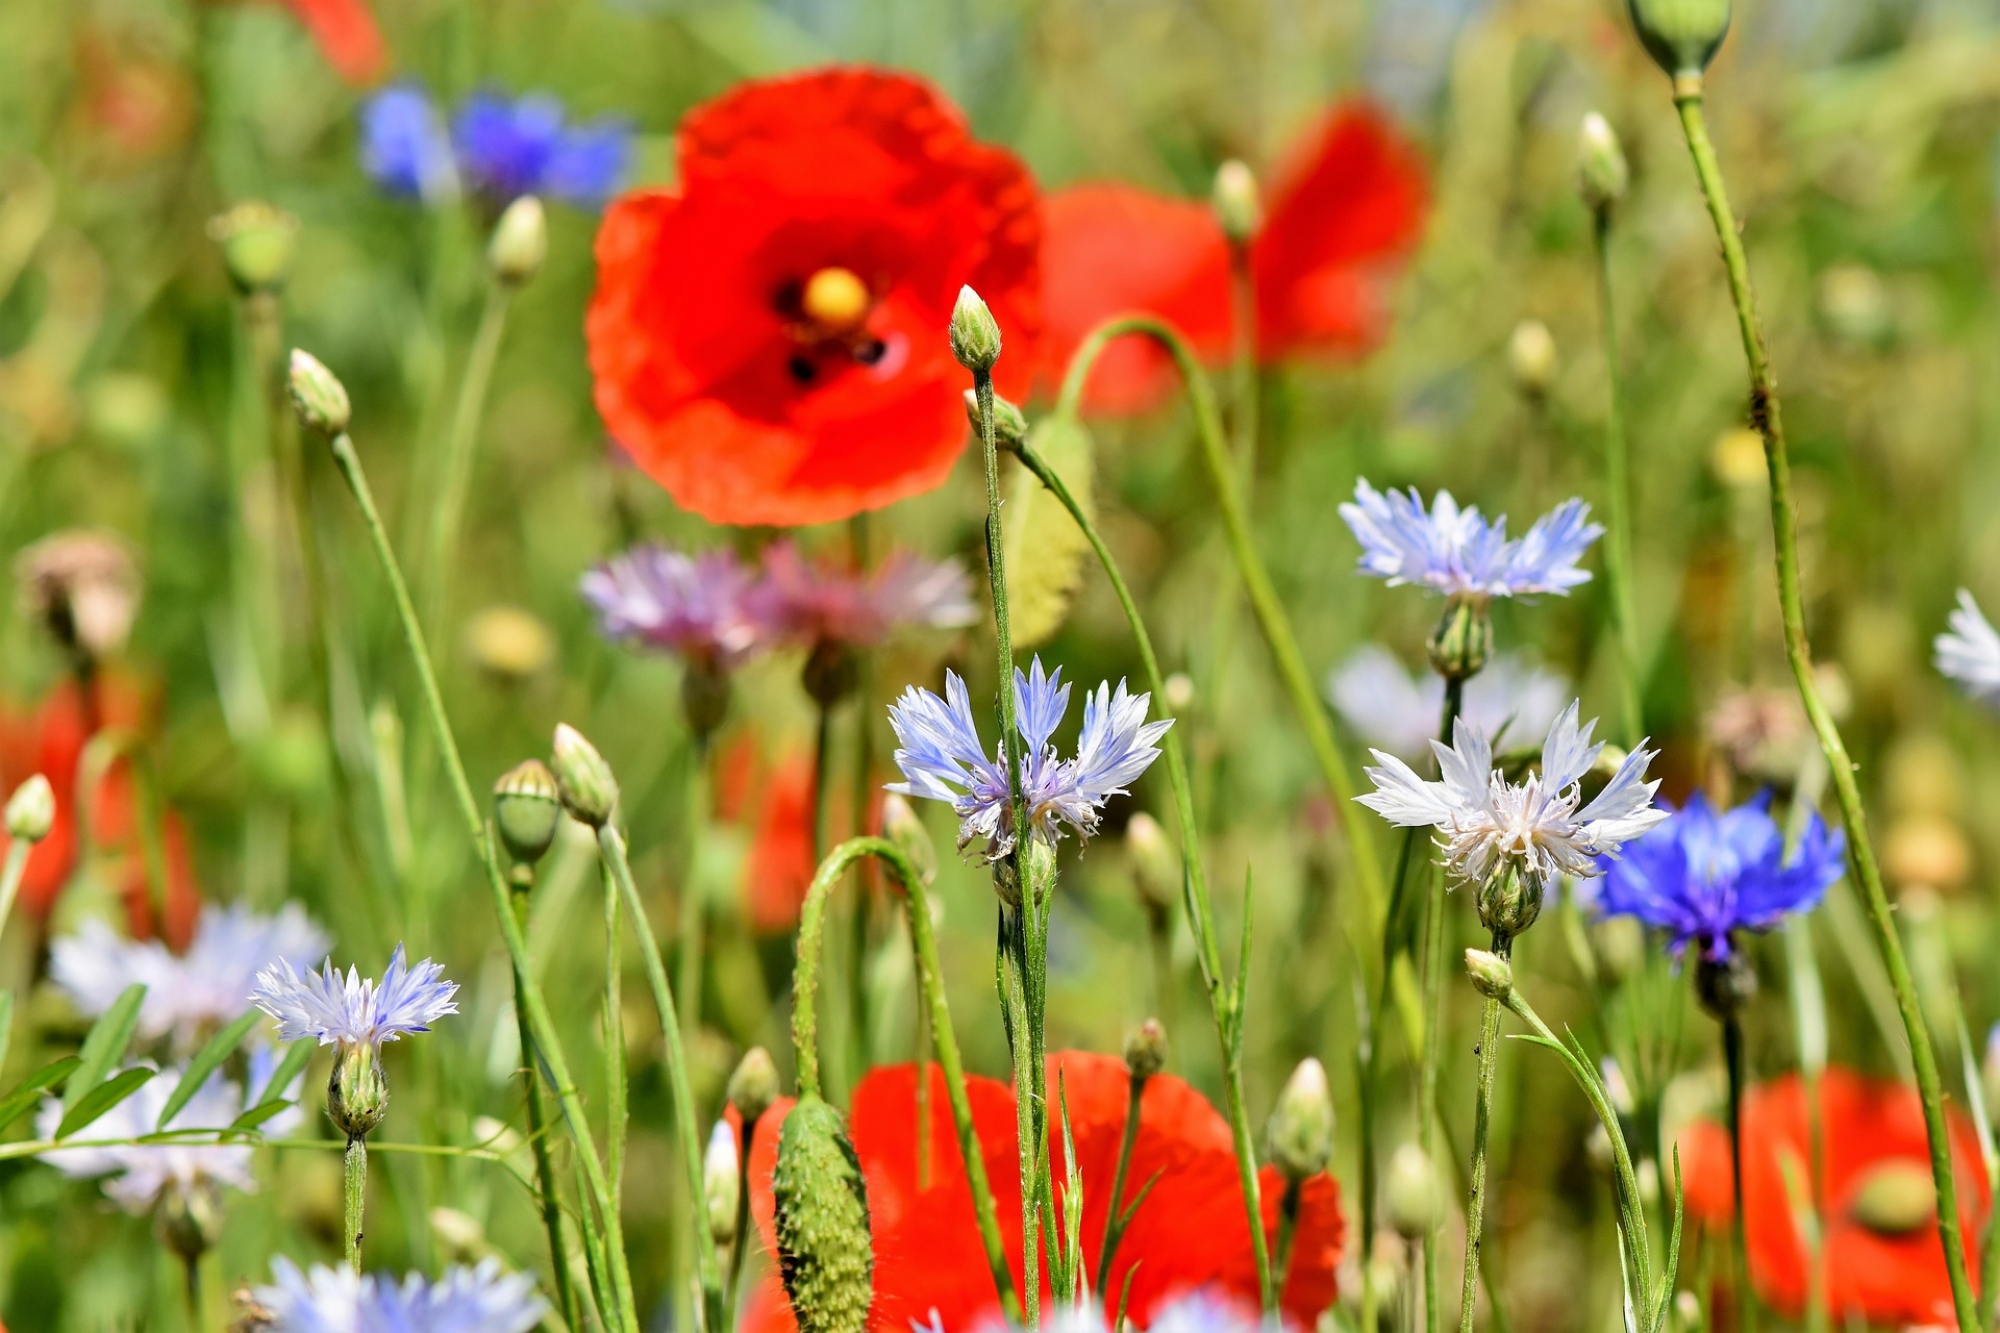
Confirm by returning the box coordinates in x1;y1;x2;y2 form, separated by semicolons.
788;353;817;384
854;338;887;366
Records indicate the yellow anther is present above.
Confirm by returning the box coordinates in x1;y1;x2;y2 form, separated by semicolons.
801;267;871;334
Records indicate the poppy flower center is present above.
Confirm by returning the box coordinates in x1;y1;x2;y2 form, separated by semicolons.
800;266;872;335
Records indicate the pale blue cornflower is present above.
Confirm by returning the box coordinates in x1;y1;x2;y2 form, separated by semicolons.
582;545;766;669
1936;589;2000;707
1328;645;1569;759
360;86;460;203
250;1255;547;1333
250;945;459;1052
887;659;1172;859
1339;478;1602;599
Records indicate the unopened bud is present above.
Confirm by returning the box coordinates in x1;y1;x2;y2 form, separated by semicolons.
704;1120;742;1245
1267;1057;1334;1183
1476;864;1543;938
881;794;938;891
1428;596;1493;682
1465;948;1514;1001
328;1040;389;1139
728;1047;780;1123
493;760;563;865
1508;319;1558;399
1211;159;1261;243
1384;1142;1442;1239
6;774;55;843
287;349;351;437
550;723;618;827
1023;839;1057;911
949;286;1002;374
1627;0;1732;82
802;641;859;708
1123;1019;1167;1080
773;1097;874;1333
1577;113;1630;214
1125;812;1179;915
207;201;299;295
487;196;547;286
963;389;1029;448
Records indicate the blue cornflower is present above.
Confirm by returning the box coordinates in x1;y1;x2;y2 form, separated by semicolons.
1596;791;1845;961
359;86;459;203
1339;478;1602;599
452;91;631;207
250;944;459;1052
887;658;1172;859
1936;589;2000;707
251;1256;547;1333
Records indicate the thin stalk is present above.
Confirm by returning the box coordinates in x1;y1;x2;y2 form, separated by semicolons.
1094;1074;1147;1293
509;871;582;1333
1458;932;1514;1333
727;1112;761;1329
424;280;512;636
1723;1014;1756;1333
323;428;638;1331
1671;82;1978;1333
1274;1180;1303;1303
1420;675;1467;1333
0;840;30;943
812;704;834;862
676;741;708;1051
344;1136;368;1270
602;865;626;1219
1589;209;1643;746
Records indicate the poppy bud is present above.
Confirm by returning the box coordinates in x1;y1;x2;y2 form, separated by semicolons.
1427;596;1493;683
493;759;563;866
287;349;351;437
1476;864;1543;938
328;1040;390;1139
487;196;547;286
1211;159;1261;244
881;794;938;891
551;723;618;828
1125;812;1178;916
1464;947;1514;1001
207;201;299;296
1267;1057;1334;1183
1627;0;1731;82
6;774;55;843
1694;945;1757;1019
962;388;1029;449
1507;319;1558;399
1576;113;1630;215
773;1096;874;1333
1384;1142;1442;1239
156;1178;226;1263
1848;1161;1936;1235
705;1120;742;1245
949;285;1002;374
1123;1018;1167;1080
729;1047;781;1123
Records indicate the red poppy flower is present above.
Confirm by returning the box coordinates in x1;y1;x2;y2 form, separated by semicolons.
588;67;1042;528
741;1053;1343;1331
1040;102;1427;414
745;752;816;934
1678;1068;1989;1326
280;0;389;85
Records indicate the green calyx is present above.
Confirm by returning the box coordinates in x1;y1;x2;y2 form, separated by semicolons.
774;1096;874;1333
1627;0;1731;80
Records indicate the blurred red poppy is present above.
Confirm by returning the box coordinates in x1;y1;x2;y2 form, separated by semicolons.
1679;1068;1989;1327
740;1054;1343;1331
279;0;389;85
1040;101;1427;414
588;67;1042;527
745;752;816;934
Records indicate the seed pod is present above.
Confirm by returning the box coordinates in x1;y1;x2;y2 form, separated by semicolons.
493;760;563;865
1627;0;1732;81
949;286;1002;373
773;1096;874;1333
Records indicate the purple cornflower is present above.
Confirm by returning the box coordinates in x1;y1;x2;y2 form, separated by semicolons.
581;545;765;669
250;1256;548;1333
452;91;631;207
1936;589;2000;707
1596;791;1844;961
359;86;459;203
887;658;1172;859
1328;645;1569;759
250;945;458;1053
750;540;978;649
1339;479;1602;599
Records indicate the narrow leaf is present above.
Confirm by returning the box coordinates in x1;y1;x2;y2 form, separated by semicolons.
0;1056;82;1133
156;1010;263;1130
229;1098;295;1132
249;1039;317;1114
62;983;146;1117
55;1066;155;1138
1002;416;1096;647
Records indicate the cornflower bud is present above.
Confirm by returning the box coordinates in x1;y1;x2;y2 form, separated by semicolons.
550;723;618;828
1211;159;1261;244
487;196;547;286
729;1046;780;1123
881;794;938;891
287;349;351;437
207;201;300;296
6;774;55;843
1125;812;1178;916
329;1040;390;1139
1508;319;1558;399
1427;595;1493;682
1476;864;1543;938
1576;113;1630;215
949;285;1002;373
1627;0;1732;83
1465;948;1514;1001
493;759;563;866
1267;1057;1334;1183
1123;1018;1168;1080
1384;1142;1442;1240
962;388;1029;448
704;1120;742;1246
773;1097;874;1333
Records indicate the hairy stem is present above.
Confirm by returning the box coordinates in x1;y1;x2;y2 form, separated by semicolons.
1458;933;1513;1333
1094;1073;1147;1294
344;1135;367;1271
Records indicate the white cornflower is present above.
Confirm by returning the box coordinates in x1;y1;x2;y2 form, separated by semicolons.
250;1255;547;1333
1936;589;2000;707
250;944;459;1051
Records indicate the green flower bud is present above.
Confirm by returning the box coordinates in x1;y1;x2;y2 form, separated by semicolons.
1267;1057;1334;1183
1211;159;1261;244
881;794;938;891
1577;113;1630;215
156;1178;226;1263
1464;947;1515;1001
705;1121;742;1246
1384;1142;1442;1240
287;349;351;437
1694;945;1757;1019
1508;319;1558;399
729;1046;780;1123
1123;1018;1167;1080
493;759;563;865
773;1096;874;1333
1476;864;1543;938
1627;0;1732;82
1847;1161;1935;1235
487;196;547;286
551;723;618;828
949;285;1002;374
1428;596;1493;682
207;201;299;295
329;1039;389;1139
1125;812;1178;916
962;388;1029;449
6;774;55;843
1023;838;1057;910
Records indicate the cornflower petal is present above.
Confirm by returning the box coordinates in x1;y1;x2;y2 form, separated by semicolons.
254;1256;547;1333
1538;702;1601;792
1072;679;1172;803
1014;657;1071;756
1937;589;2000;707
250;945;458;1050
1339;478;1601;599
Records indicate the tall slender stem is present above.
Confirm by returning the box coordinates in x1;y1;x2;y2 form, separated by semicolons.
1671;85;1978;1333
811;704;834;863
1458;931;1513;1333
1589;211;1644;746
676;740;708;1051
1094;1074;1147;1293
602;864;627;1220
343;1135;368;1270
1420;676;1466;1333
509;871;582;1332
424;280;511;637
1723;1014;1756;1333
0;841;30;944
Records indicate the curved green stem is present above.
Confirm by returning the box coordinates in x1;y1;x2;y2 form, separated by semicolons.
344;1135;368;1271
1671;84;1978;1333
1589;210;1643;746
1094;1073;1147;1294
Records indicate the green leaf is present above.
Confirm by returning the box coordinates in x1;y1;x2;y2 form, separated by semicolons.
55;1066;155;1138
156;1010;262;1130
61;983;146;1118
249;1039;317;1115
229;1098;294;1132
1002;416;1095;648
0;1056;81;1133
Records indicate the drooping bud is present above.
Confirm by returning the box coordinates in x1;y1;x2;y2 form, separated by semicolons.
328;1040;390;1139
1427;596;1493;682
1464;948;1515;1001
493;760;563;866
156;1178;226;1262
772;1096;874;1333
207;201;300;295
1694;945;1758;1019
1847;1161;1936;1235
728;1046;780;1124
1211;159;1261;244
5;774;54;843
1384;1142;1442;1239
1576;113;1630;215
1123;1018;1168;1080
287;349;351;437
1627;0;1732;83
1125;812;1179;916
705;1120;742;1245
1508;319;1559;399
881;794;938;891
487;196;547;286
949;286;1002;374
962;389;1029;449
550;723;618;828
1476;864;1543;938
1267;1057;1334;1183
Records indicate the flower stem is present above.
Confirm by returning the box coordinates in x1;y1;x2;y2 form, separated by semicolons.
812;702;834;863
1722;1013;1756;1333
602;863;627;1221
509;870;583;1332
1094;1072;1147;1294
1420;675;1466;1333
424;279;511;637
1671;82;1979;1333
676;741;708;1054
727;1111;761;1329
1458;931;1512;1333
0;840;30;945
344;1135;367;1271
324;428;639;1332
1589;209;1644;747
